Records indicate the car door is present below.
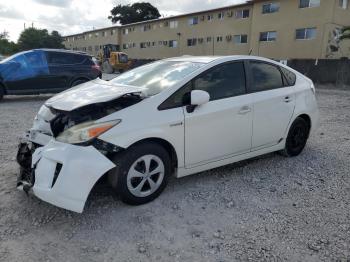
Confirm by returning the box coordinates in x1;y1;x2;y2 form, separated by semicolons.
184;61;253;168
247;60;296;150
46;52;74;91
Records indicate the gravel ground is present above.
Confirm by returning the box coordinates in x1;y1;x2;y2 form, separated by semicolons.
0;87;349;262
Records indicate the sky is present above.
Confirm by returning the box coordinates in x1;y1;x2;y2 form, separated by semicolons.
0;0;246;42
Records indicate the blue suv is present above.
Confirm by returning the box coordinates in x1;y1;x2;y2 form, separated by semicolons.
0;49;102;100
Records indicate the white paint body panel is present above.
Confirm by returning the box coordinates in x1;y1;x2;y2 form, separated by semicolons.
31;140;115;213
24;55;319;212
184;94;253;167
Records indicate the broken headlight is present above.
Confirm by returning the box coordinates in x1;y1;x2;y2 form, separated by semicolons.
56;120;121;144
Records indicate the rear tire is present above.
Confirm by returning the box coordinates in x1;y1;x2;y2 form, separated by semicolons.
280;117;310;157
108;142;171;205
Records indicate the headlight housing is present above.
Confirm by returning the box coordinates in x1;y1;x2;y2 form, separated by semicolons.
56;120;121;144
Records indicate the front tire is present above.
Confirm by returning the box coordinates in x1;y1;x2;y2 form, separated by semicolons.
281;117;310;157
0;85;4;101
108;142;171;205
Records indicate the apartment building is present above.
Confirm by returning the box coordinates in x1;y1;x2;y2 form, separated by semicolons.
63;0;350;60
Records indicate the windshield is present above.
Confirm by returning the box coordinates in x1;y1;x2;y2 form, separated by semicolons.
110;60;205;96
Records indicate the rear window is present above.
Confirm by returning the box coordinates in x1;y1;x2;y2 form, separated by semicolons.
46;52;87;65
280;67;296;86
250;61;283;92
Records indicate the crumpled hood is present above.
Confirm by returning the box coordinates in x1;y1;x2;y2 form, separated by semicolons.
45;78;146;111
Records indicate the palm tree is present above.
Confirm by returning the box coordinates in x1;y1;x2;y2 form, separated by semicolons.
340;26;350;40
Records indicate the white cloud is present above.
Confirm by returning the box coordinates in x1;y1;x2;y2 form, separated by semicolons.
0;0;246;42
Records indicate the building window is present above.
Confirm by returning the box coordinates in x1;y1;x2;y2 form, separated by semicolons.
207;14;213;21
123;44;128;49
217;36;223;42
207;37;212;42
233;34;248;44
140;42;147;48
187;38;197;46
123;28;129;35
235;9;250;19
259;31;277;42
141;24;151;32
89;34;92;39
339;0;348;9
169;40;178;48
169;21;178;29
299;0;320;8
188;17;199;25
262;3;280;13
218;12;224;20
296;27;317;40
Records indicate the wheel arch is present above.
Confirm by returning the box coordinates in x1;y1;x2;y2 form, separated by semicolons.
69;76;91;87
127;137;179;172
0;82;7;95
297;114;312;133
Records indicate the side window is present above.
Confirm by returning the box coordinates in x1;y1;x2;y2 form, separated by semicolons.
193;62;246;101
250;61;283;92
46;52;86;65
280;67;296;86
158;82;192;110
6;52;48;81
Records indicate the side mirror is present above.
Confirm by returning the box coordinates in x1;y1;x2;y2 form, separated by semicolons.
191;90;210;106
186;90;210;113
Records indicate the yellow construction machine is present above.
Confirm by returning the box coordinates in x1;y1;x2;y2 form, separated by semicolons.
97;44;132;73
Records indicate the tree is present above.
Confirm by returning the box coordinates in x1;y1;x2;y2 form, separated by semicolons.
340;26;350;40
17;28;65;51
0;30;18;55
0;30;9;40
108;2;161;25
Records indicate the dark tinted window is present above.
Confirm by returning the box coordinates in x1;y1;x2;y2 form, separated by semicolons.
193;62;246;101
280;67;296;86
250;61;283;92
158;82;192;110
46;52;87;65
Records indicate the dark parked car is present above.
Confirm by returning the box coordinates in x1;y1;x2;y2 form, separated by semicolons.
0;49;102;100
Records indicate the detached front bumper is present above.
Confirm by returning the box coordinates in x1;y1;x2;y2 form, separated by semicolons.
22;140;115;213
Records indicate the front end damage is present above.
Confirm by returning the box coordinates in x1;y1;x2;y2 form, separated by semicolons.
30;140;115;213
16;85;144;212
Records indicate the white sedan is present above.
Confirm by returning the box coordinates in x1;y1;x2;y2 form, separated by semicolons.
17;56;319;213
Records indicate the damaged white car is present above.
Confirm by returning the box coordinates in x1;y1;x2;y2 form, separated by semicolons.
17;56;319;213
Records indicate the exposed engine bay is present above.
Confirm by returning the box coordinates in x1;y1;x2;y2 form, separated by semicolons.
49;93;143;137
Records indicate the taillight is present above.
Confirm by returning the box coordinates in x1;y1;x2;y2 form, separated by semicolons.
92;64;101;71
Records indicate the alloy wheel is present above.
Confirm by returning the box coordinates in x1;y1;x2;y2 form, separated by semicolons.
127;154;165;197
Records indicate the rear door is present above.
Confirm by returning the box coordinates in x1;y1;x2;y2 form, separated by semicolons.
46;52;91;90
248;60;296;150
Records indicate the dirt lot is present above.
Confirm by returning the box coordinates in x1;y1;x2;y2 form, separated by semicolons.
0;88;349;261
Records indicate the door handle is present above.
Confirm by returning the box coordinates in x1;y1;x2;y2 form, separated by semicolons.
284;96;292;103
238;106;251;115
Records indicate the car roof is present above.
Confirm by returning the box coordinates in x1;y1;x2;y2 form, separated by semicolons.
33;48;90;56
165;55;279;64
